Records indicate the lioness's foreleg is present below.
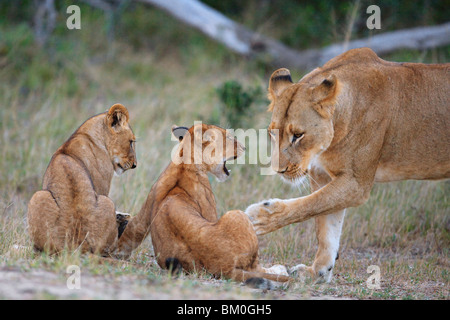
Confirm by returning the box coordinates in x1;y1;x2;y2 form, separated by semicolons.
246;167;370;282
311;210;345;283
307;168;345;283
285;211;344;284
245;167;372;235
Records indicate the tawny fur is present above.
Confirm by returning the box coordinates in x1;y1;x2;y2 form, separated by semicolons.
27;104;137;255
246;48;450;282
117;124;291;284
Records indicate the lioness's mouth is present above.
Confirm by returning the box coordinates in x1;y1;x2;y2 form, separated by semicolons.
279;167;309;186
283;169;306;179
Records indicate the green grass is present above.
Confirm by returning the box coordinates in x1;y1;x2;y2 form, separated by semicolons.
0;7;449;299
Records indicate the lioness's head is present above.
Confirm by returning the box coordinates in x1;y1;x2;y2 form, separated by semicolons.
171;123;245;182
267;68;339;183
105;104;137;176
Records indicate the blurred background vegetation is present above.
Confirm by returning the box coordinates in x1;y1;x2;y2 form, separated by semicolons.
0;0;448;299
1;0;449;100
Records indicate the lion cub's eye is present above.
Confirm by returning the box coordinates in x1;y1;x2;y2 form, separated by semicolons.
292;133;305;143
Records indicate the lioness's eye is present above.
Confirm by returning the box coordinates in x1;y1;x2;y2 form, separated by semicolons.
292;133;304;143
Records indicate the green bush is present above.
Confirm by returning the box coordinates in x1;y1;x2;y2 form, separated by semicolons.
215;80;263;128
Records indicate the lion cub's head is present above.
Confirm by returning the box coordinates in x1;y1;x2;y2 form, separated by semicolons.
266;68;339;183
105;104;137;176
171;123;245;182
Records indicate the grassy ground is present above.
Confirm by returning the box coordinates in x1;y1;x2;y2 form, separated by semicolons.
0;6;449;300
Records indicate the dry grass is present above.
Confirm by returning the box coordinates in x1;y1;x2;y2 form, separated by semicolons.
0;16;449;299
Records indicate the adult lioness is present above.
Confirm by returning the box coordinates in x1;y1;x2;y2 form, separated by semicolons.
117;124;292;286
246;47;450;283
28;104;137;255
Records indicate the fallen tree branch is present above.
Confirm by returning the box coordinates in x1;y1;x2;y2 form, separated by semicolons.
137;0;450;70
33;0;57;47
318;22;450;65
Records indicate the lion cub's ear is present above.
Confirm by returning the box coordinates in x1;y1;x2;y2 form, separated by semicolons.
107;104;129;132
268;68;293;111
172;125;189;142
311;74;338;119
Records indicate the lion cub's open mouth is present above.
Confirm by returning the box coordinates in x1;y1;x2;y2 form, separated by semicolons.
223;155;238;176
223;161;230;176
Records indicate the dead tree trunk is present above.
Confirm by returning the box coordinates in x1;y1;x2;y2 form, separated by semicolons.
138;0;450;70
137;0;312;66
33;0;57;47
317;22;450;65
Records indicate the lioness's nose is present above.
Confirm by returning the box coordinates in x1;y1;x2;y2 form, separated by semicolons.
276;168;288;174
131;162;137;169
272;164;288;174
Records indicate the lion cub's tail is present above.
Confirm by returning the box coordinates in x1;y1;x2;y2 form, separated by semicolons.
165;257;183;276
231;269;291;290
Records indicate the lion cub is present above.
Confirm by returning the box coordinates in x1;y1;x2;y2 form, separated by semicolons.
28;104;137;255
117;123;291;286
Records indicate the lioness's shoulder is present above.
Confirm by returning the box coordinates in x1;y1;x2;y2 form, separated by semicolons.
300;48;383;84
323;47;382;69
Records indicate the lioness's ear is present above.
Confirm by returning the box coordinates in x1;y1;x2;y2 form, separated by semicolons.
311;75;338;118
268;68;293;111
107;103;129;131
172;125;189;142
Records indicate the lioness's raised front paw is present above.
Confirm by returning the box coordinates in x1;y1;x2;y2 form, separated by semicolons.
245;199;287;235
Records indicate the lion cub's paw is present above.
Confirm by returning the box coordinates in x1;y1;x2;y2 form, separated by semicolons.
287;264;308;277
263;264;289;276
115;211;130;222
115;211;130;239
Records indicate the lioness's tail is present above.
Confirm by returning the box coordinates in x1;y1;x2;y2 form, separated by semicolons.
230;269;291;290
